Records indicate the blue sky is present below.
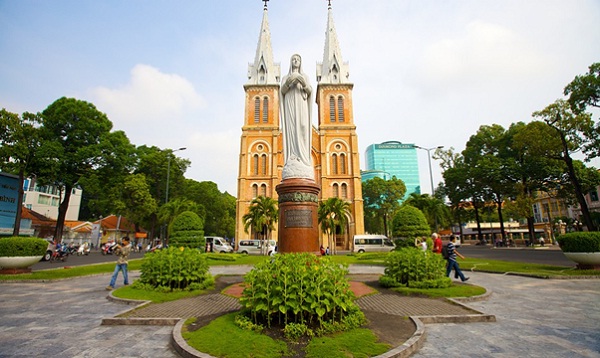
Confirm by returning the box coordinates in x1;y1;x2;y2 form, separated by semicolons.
1;0;599;196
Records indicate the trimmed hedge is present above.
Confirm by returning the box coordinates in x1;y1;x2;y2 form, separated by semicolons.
380;247;451;288
169;211;205;249
0;237;47;257
556;232;600;253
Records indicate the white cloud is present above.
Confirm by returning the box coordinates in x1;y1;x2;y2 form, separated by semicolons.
90;64;206;125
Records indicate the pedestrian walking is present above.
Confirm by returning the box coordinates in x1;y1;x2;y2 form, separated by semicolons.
106;237;131;290
432;233;442;254
446;235;469;282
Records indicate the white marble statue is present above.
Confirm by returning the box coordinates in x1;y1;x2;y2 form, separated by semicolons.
280;54;314;179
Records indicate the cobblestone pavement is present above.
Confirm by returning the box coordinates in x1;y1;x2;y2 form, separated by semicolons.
412;273;600;358
0;266;598;357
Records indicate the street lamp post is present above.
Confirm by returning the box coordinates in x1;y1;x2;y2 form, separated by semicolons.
163;147;186;244
165;147;187;204
414;145;444;195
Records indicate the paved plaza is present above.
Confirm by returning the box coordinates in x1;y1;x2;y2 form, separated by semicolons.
0;266;598;357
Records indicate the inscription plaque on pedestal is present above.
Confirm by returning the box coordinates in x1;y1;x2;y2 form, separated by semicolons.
285;209;313;228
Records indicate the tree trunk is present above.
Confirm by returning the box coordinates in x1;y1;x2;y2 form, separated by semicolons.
12;169;25;236
474;205;483;243
564;154;596;231
496;199;506;244
53;184;73;242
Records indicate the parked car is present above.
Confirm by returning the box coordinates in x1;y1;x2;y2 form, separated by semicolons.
353;235;395;253
236;239;277;256
42;238;56;261
205;236;234;253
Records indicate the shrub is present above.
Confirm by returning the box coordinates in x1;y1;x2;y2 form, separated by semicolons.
169;211;205;249
380;248;451;288
556;232;600;252
392;206;430;239
238;253;366;337
0;237;47;257
136;247;212;291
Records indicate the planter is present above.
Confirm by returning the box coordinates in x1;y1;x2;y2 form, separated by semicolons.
0;256;43;271
563;252;600;270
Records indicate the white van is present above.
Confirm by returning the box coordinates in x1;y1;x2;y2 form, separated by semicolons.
205;236;234;253
236;239;277;256
353;235;395;253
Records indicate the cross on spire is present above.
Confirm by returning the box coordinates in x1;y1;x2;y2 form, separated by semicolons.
263;0;269;10
327;0;332;9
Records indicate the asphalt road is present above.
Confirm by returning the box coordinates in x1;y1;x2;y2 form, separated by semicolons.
31;244;577;270
457;244;575;267
32;249;147;270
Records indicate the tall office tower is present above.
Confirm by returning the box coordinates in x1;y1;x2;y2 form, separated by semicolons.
363;141;421;199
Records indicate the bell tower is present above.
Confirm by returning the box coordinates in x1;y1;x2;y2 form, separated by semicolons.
315;2;365;244
235;2;282;242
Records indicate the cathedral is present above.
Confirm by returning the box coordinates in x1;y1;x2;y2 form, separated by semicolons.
235;3;364;250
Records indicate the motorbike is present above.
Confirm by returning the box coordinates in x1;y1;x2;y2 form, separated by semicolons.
102;242;117;255
50;244;69;262
77;243;90;256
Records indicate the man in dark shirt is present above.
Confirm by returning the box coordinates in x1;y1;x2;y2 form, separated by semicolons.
446;236;469;282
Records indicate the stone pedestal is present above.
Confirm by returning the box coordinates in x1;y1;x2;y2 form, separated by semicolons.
276;178;321;254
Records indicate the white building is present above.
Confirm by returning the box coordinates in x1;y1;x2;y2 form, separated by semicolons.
22;178;82;221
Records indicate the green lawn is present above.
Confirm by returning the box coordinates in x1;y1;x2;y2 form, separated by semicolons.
182;313;391;358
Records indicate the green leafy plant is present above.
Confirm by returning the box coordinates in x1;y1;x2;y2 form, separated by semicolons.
380;247;451;288
556;232;600;252
238;253;365;337
0;237;47;257
135;247;212;291
169;211;204;249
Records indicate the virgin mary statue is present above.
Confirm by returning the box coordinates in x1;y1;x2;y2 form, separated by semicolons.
280;54;314;180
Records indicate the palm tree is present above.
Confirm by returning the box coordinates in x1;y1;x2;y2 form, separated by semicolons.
318;197;351;254
242;196;279;255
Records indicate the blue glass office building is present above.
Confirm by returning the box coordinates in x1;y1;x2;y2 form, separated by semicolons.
363;141;421;198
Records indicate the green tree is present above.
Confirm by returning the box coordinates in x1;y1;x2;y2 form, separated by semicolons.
77;130;136;221
242;196;278;254
0;109;42;235
36;97;114;241
134;145;190;239
159;198;202;239
392;205;430;240
462;124;518;244
564;62;600;114
113;173;158;233
403;192;450;232
362;176;406;237
183;179;235;238
318;197;351;254
532;99;598;231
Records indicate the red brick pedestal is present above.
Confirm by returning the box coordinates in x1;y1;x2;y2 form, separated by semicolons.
276;178;321;254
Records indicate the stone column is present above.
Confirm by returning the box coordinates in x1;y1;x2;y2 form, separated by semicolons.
276;178;320;254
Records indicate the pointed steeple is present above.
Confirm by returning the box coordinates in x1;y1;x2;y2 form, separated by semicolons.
317;2;350;84
247;4;280;85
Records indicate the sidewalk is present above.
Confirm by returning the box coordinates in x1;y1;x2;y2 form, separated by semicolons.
0;266;598;357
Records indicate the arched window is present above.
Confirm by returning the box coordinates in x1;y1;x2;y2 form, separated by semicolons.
253;154;259;175
331;154;338;175
262;97;269;123
252;184;258;198
340;153;347;174
329;96;336;122
341;183;348;199
260;154;267;175
254;97;260;123
260;184;267;197
332;183;339;198
337;96;344;122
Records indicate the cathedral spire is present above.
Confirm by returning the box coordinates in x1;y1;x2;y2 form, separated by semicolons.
247;3;280;85
317;2;350;84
